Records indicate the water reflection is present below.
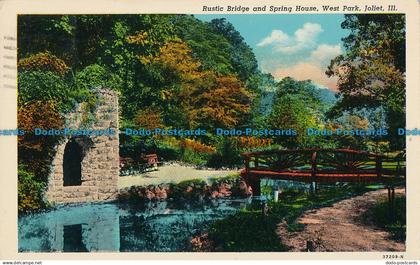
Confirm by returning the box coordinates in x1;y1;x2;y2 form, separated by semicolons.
63;224;88;252
18;199;250;252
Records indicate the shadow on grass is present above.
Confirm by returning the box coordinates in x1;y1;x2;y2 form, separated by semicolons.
204;184;388;251
362;195;406;242
209;210;289;251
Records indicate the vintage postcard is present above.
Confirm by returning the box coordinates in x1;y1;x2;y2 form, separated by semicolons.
0;0;419;261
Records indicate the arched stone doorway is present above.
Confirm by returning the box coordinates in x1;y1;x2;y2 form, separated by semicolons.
63;139;83;186
45;88;120;204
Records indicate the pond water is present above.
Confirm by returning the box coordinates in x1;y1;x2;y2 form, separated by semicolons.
18;198;251;252
19;179;365;252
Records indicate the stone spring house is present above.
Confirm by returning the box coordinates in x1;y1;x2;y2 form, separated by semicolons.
45;88;120;204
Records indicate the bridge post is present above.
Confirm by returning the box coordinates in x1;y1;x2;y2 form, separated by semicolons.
242;155;261;196
311;151;318;194
387;186;396;218
249;177;261;196
245;156;250;172
376;156;382;178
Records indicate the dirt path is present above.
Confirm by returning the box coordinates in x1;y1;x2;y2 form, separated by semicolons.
276;188;405;252
118;163;238;189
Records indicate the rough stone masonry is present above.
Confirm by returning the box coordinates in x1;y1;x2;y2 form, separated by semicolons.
45;88;119;204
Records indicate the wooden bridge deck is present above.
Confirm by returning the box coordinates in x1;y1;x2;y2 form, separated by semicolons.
240;148;405;196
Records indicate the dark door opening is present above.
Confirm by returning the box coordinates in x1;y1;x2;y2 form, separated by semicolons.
63;139;83;186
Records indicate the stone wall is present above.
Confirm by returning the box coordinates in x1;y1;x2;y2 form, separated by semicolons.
45;89;119;204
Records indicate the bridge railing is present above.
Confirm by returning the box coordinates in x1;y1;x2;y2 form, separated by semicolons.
242;148;405;178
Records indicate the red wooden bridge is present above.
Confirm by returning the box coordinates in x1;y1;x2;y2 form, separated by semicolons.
240;148;406;196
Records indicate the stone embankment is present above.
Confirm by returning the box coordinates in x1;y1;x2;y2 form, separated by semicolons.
118;176;252;202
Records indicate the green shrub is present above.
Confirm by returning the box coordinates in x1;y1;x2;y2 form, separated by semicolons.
18;52;70;76
208;173;240;184
18;101;65;183
367;196;406;241
18;165;48;214
18;71;75;112
180;148;208;166
75;64;122;91
207;137;242;168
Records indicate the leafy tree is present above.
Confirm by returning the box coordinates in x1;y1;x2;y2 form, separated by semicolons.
18;52;70;76
244;72;277;129
74;64;123;91
326;14;405;150
269;94;318;147
151;39;203;82
336;114;370;149
209;18;258;81
104;15;175;120
134;108;164;130
18;71;75;112
18;52;97;113
146;39;203;127
18;165;47;213
268;77;325;147
173;15;234;75
151;39;252;129
18;100;65;182
190;74;252;129
275;77;322;106
18;15;75;62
